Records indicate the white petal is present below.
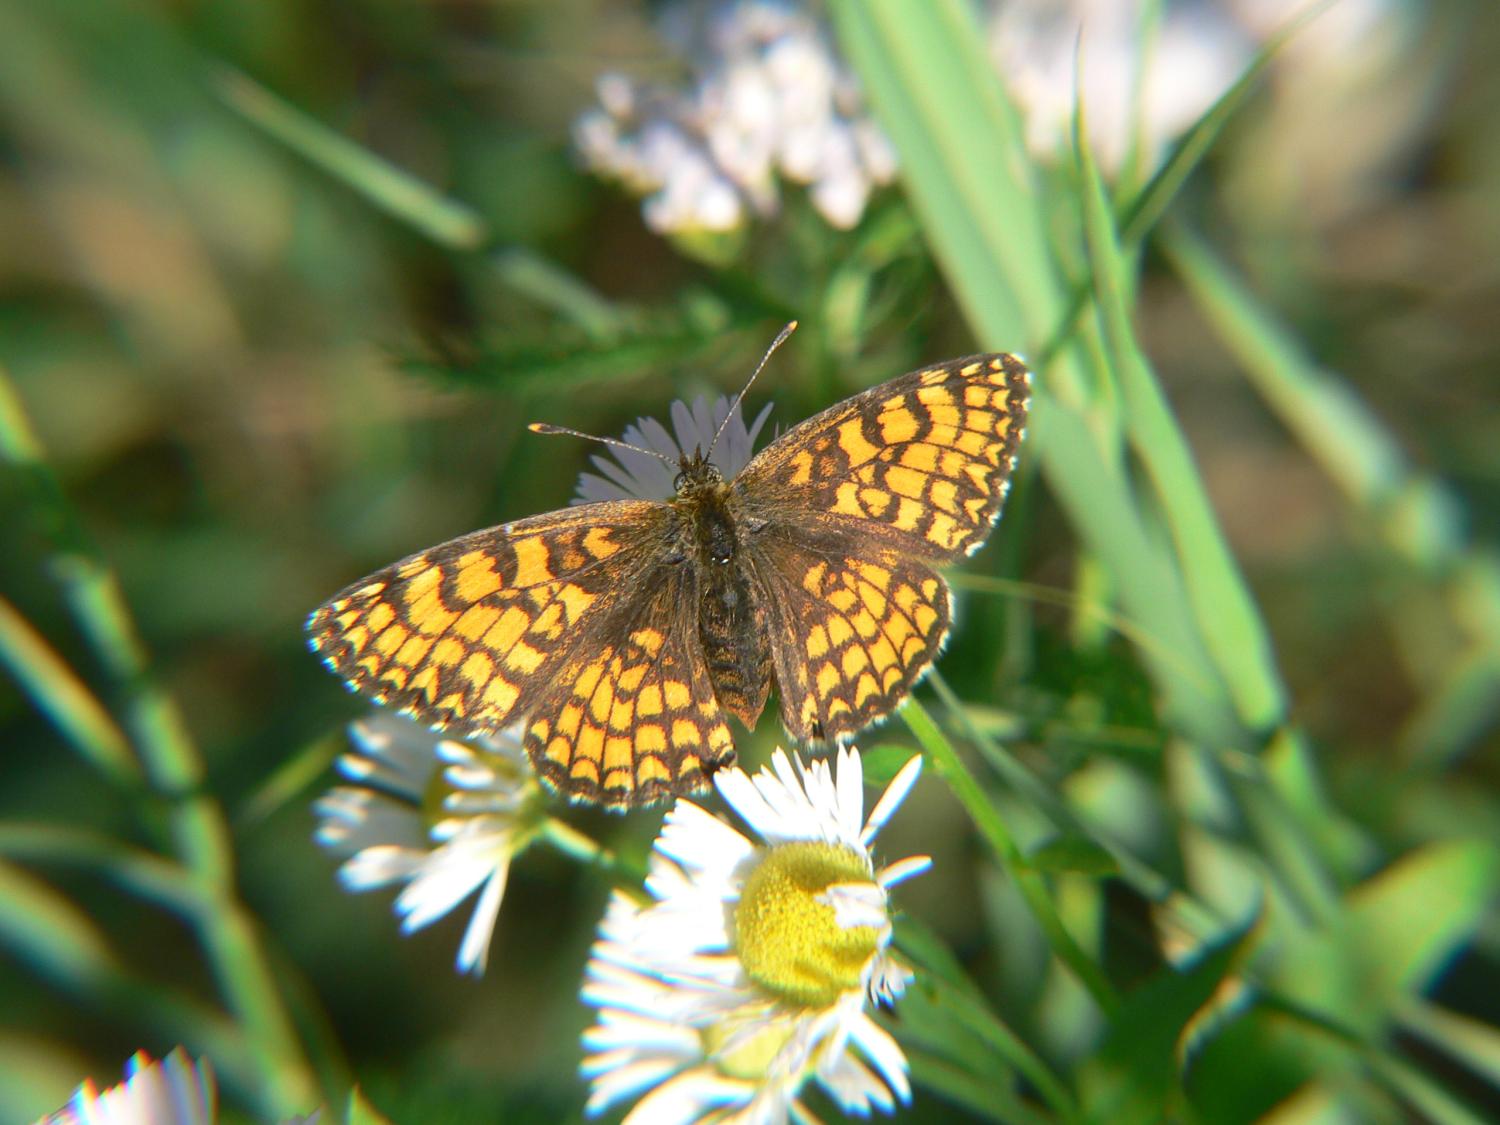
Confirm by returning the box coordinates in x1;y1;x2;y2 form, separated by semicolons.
455;862;509;975
862;754;922;846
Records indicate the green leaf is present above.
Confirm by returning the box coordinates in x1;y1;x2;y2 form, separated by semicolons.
348;1086;396;1125
1079;909;1263;1125
1273;840;1500;1037
1027;835;1120;877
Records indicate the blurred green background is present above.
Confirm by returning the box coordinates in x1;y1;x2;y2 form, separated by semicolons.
1;1;1498;1121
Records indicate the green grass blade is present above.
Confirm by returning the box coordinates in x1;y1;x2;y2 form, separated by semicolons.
1074;107;1286;731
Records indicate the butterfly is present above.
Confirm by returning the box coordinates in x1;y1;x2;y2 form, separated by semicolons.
308;328;1030;809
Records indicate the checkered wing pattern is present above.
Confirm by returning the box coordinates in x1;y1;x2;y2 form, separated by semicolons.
735;353;1030;562
518;568;735;808
745;532;951;743
733;353;1029;742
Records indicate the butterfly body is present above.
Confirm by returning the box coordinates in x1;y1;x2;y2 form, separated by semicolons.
309;353;1030;809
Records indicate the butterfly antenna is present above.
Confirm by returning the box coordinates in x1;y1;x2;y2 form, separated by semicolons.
706;320;797;459
528;423;679;467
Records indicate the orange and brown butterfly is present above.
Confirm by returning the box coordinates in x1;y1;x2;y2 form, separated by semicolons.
308;325;1031;810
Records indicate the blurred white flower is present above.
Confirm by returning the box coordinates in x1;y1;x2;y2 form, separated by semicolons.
985;0;1428;190
37;1048;215;1125
573;0;897;233
581;746;930;1123
314;712;545;975
986;0;1253;174
572;393;773;505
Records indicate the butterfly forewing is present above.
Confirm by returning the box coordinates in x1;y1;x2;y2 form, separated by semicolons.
307;501;666;737
734;353;1030;562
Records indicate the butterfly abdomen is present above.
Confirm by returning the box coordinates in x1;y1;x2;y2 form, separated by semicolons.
684;484;772;730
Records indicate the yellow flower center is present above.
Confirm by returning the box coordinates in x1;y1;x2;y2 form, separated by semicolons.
732;841;882;1009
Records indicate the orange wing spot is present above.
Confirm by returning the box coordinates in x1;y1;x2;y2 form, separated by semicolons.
356;653;382;678
959;361;983;377
663;680;692;710
789;449;815;486
510;536;554;585
454;604;500;641
587;667;615;723
827;587;858;613
402;564;442;599
529;717;550;742
409;665;440;702
920;578;941;600
483;677;519;714
582;526;620;560
806;624;830;659
964;384;992;407
478;606;526;653
802;562;828;595
637;724;667;753
506;640;545;674
670;719;699;748
916;384;954;406
900;635;928;664
638;683;664;718
370;621;408;658
841;645;870;678
364;601;395;634
437;691;468;718
630;628;665;658
396;558;429;580
856;562;892;589
858;487;892;515
430;637;466;667
858;582;887;618
617;662;648;693
396;633;437;669
827;615;854;648
924;402;962;428
885;611;915;650
816;662;840;697
850;609;880;639
892;498;924;532
893;583;919;614
914;602;940;636
529;600;566;638
569;757;600;783
572;658;606;703
637;754;670;783
955;430;989;457
608;697;635;733
879;409;920;445
929;479;958;514
837;417;879;466
827;698;852;719
379;665;409;691
926;512;965;551
558;702;583;737
963;495;989;521
899;443;938;472
919;367;948;385
576;722;606;764
455;553;502;602
545;736;572;765
868;635;899;674
884;465;926;499
556;583;596;626
604;735;632;774
831;481;865;518
603;768;632;795
854;673;880;707
407;586;459;636
965;408;996;434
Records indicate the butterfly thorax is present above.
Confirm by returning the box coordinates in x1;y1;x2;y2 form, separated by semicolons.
671;449;773;731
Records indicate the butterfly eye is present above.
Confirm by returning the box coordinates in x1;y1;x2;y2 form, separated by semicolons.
673;471;687;492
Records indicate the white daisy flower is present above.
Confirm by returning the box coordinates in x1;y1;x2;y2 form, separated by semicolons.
572;393;774;505
37;1048;215;1125
581;746;931;1123
573;0;897;233
314;712;545;975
